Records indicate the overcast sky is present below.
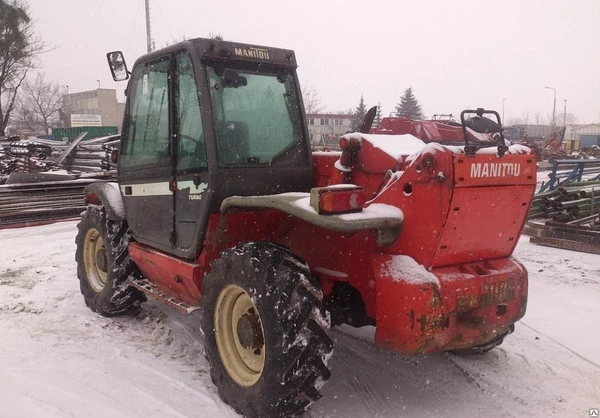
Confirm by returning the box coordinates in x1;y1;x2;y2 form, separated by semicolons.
27;0;600;124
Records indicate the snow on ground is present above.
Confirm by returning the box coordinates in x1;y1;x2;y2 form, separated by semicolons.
1;221;599;418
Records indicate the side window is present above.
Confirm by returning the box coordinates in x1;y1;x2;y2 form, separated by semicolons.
121;60;170;168
176;54;206;171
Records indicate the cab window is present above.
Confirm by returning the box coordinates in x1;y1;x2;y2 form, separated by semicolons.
176;54;206;171
121;60;170;168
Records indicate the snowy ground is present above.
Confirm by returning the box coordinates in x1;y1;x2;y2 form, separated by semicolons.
1;221;599;418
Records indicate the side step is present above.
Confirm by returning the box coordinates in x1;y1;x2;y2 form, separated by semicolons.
129;278;202;315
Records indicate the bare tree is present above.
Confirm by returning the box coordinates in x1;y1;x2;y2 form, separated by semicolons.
533;111;543;125
164;32;224;48
208;32;224;40
506;112;530;127
302;84;325;114
506;117;524;126
0;0;47;136
555;112;578;126
13;73;65;134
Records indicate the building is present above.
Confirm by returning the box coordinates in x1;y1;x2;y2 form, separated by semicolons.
306;113;353;149
507;124;554;141
564;124;600;151
60;89;126;132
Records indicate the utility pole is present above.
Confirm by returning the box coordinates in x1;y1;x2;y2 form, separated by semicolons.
563;99;567;126
145;0;153;53
545;86;556;126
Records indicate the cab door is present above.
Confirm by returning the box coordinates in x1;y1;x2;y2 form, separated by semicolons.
173;52;211;259
118;57;175;253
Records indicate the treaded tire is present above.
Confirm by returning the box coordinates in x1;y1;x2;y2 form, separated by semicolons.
450;324;515;355
75;205;146;316
201;242;334;418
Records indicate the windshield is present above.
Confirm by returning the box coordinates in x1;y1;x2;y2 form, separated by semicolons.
207;66;304;166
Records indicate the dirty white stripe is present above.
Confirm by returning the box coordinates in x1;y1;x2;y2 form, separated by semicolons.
120;181;208;196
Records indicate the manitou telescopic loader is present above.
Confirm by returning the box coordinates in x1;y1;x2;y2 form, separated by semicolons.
76;38;536;417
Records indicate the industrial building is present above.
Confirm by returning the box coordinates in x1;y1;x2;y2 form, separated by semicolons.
306;113;352;148
59;89;125;132
564;124;600;151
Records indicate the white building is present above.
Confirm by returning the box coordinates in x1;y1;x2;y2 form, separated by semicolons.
306;113;352;148
564;124;600;150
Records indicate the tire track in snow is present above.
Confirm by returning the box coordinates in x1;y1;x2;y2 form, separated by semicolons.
520;321;600;370
330;340;402;418
312;328;512;418
448;326;600;417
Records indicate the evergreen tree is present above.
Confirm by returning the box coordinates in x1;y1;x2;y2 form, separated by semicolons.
351;95;367;131
373;103;382;127
395;88;424;120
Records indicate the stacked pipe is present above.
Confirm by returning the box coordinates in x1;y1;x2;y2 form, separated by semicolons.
0;178;99;228
528;181;600;222
526;180;600;254
48;135;120;173
0;140;56;174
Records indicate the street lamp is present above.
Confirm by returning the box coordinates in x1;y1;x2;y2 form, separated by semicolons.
563;99;567;126
502;98;506;124
97;79;101;89
545;86;556;126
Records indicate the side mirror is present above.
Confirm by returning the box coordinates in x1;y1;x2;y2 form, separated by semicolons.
106;51;130;81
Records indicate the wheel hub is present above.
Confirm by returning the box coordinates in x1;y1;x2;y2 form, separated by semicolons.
214;284;266;387
96;248;108;273
236;312;264;350
83;228;108;293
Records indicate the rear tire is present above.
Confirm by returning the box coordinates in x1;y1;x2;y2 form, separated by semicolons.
201;242;334;418
75;205;145;316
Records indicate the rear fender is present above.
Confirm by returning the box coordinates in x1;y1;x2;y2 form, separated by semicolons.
372;254;444;354
84;182;125;221
221;193;403;247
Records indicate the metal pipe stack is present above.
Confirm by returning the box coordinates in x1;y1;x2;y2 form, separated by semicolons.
0;178;97;228
528;182;600;222
526;180;600;254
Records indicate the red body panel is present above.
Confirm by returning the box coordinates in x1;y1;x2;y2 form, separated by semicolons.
375;256;527;354
129;243;202;305
432;185;534;267
127;128;536;355
454;154;537;187
312;152;340;187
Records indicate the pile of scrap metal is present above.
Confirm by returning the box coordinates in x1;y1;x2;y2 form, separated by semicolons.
526;216;600;255
0;133;119;180
0;138;54;175
48;133;120;173
525;180;600;254
0;133;120;228
521;127;570;161
0;173;116;229
528;182;600;221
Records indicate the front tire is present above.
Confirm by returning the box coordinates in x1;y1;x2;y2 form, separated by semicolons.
201;242;334;418
75;205;145;316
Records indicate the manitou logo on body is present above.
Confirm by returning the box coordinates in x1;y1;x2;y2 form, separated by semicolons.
470;162;521;178
234;47;270;60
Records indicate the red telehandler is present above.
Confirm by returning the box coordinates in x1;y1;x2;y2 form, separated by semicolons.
76;38;536;417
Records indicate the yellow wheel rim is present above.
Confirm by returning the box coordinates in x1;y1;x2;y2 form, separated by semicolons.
214;284;265;387
83;228;108;293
